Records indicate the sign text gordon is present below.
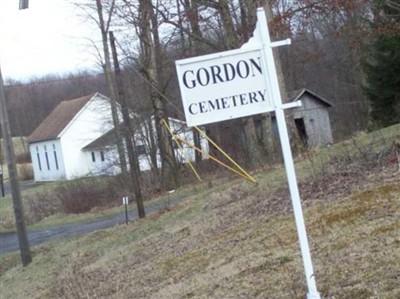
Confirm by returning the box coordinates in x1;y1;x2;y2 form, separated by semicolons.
181;57;268;116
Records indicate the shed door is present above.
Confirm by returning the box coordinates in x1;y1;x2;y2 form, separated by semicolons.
295;118;308;146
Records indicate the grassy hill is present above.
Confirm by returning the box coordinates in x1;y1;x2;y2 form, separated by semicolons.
0;136;29;161
1;125;399;298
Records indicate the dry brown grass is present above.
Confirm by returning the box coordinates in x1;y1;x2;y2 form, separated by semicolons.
17;163;33;181
1;126;400;299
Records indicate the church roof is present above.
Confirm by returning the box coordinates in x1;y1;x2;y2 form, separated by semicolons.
28;93;96;143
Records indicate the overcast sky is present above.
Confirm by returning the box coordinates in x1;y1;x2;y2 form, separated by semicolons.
0;0;101;81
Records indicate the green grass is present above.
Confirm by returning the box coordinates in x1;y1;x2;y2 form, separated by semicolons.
1;124;399;298
0;181;60;232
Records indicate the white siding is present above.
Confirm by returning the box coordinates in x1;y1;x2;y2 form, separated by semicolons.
134;118;209;171
85;147;121;176
174;128;209;163
29;139;66;181
59;95;114;179
138;154;153;171
30;95;210;181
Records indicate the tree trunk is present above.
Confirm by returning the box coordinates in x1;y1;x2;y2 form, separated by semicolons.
182;0;206;53
139;0;179;191
217;0;265;168
183;0;204;162
95;0;128;175
241;117;264;169
176;0;186;54
263;2;288;101
246;0;258;31
258;114;277;163
217;0;238;49
109;31;145;218
263;1;300;149
192;128;202;163
146;119;159;177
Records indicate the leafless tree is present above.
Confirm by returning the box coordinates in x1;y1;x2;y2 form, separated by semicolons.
118;0;180;190
110;31;145;218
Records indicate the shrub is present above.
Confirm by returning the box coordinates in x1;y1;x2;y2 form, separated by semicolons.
18;163;33;181
56;176;129;214
5;176;131;227
16;152;31;164
25;192;62;224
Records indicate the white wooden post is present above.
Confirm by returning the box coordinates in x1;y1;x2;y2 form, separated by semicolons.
176;7;321;298
19;0;28;9
122;196;129;224
256;8;321;299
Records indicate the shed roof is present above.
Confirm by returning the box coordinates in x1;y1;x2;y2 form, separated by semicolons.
82;128;118;150
288;88;333;107
28;93;96;143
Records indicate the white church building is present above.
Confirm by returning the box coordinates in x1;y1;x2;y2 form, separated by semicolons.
28;92;209;182
28;93;115;181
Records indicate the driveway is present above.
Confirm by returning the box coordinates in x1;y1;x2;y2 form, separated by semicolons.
0;196;183;255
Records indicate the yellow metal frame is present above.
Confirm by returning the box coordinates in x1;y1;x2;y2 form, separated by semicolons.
161;119;256;183
161;119;202;181
194;126;256;182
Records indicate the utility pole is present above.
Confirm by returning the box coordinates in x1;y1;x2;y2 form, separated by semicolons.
0;143;4;196
0;165;4;197
0;67;32;266
19;0;29;10
0;0;32;266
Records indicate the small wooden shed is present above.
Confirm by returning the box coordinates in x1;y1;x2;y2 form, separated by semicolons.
289;88;334;148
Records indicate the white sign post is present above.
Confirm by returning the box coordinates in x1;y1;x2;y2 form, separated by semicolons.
176;7;320;299
122;196;129;225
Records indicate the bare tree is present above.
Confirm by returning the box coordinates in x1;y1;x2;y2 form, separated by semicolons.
110;31;145;218
78;0;128;175
135;0;180;191
180;0;205;163
277;0;372;138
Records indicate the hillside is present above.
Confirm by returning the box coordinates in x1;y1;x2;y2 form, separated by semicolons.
0;125;399;298
0;137;32;182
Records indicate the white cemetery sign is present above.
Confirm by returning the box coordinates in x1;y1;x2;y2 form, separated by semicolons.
176;48;274;127
176;7;321;299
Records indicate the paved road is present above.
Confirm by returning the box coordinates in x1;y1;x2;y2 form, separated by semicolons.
1;180;45;197
0;196;182;255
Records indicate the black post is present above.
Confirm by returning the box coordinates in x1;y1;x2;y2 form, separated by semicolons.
19;0;29;10
125;198;128;225
0;171;4;197
123;196;129;224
